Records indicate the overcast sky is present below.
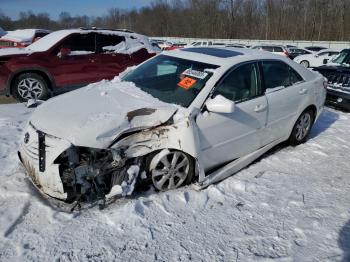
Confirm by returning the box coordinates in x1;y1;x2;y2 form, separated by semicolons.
0;0;154;19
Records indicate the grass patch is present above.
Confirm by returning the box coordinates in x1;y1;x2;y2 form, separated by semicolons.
0;96;16;104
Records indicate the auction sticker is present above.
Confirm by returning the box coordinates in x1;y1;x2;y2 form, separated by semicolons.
182;69;208;79
178;77;197;90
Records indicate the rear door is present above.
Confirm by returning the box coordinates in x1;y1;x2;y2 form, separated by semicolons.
96;33;132;80
261;60;308;145
50;33;101;87
196;62;268;170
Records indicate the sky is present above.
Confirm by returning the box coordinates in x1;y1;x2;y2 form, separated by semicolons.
0;0;154;20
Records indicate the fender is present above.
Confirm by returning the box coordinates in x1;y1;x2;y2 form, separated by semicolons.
6;66;56;95
110;114;206;182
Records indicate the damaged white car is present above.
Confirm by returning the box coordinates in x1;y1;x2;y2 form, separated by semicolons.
18;47;326;207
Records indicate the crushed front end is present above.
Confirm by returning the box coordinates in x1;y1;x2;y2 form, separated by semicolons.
18;122;144;206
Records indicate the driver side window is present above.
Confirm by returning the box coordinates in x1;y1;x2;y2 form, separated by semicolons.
56;33;96;56
213;63;261;103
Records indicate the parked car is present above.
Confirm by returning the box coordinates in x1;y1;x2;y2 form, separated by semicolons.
18;47;326;205
0;27;6;37
187;41;213;47
0;29;51;49
294;49;340;68
251;44;289;57
287;47;313;59
0;28;158;102
158;41;174;50
304;46;327;52
163;42;187;50
224;43;248;48
313;49;350;111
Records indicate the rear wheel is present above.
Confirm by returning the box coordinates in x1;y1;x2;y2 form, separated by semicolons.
300;60;310;68
13;73;49;102
148;150;194;191
289;109;314;146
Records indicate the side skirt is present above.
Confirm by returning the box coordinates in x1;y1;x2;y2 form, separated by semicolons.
194;137;286;189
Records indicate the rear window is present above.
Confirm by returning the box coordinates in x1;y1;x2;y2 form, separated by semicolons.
97;34;125;53
261;61;303;89
262;46;273;52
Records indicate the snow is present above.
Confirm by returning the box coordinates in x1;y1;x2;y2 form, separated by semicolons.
1;103;350;261
28;79;177;148
1;29;49;43
27;29;156;54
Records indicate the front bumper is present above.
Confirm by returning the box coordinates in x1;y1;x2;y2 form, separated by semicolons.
18;123;71;200
326;88;350;111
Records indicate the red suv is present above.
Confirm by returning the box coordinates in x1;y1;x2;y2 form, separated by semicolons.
0;28;158;101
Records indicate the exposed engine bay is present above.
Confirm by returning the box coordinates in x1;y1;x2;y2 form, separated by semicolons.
54;146;145;205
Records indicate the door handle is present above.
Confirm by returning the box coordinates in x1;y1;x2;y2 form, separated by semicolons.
299;88;308;95
254;104;267;112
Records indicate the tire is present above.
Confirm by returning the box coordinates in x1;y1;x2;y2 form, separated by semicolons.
147;150;194;191
289;109;314;146
12;73;49;102
300;60;310;68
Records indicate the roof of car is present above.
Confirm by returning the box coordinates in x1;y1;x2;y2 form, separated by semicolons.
163;46;284;66
26;28;155;53
181;47;244;58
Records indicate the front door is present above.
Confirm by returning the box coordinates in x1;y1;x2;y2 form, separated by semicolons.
50;33;101;87
196;62;268;171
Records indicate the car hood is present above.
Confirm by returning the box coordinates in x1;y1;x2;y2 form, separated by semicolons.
30;80;178;148
0;47;31;57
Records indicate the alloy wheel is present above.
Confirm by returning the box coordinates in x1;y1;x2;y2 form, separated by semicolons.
151;151;190;191
295;113;311;141
17;78;44;100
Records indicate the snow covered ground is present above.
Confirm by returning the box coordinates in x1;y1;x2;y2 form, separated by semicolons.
0;103;350;261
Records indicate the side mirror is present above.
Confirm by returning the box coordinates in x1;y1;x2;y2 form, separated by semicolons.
205;95;235;114
323;58;329;65
59;47;71;57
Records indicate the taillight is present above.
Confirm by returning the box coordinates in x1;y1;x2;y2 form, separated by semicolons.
284;51;289;57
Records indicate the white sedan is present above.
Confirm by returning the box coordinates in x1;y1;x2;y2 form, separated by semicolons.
18;47;326;206
294;49;340;68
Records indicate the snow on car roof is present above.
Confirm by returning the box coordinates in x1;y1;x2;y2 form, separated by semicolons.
181;47;243;58
26;28;155;54
1;29;50;42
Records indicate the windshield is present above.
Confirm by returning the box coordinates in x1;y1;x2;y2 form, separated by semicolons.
331;50;350;65
123;55;219;107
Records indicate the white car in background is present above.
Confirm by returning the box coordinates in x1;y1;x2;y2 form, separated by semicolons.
294;49;340;68
19;47;326;207
251;44;289;57
187;41;213;47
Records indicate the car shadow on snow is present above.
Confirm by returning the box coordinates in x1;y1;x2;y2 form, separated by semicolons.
309;108;339;139
338;220;350;261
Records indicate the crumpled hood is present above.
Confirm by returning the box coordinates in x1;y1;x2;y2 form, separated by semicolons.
0;47;31;57
30;79;178;148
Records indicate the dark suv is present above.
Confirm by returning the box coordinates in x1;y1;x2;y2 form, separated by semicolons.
314;49;350;111
0;28;157;101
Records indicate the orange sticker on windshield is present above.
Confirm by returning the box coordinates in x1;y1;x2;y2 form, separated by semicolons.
178;77;197;90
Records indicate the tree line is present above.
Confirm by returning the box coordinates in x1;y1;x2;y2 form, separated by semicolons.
1;0;349;41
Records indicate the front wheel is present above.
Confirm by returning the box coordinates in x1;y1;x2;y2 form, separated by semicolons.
13;73;49;102
289;109;314;146
148;150;194;191
300;60;310;68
